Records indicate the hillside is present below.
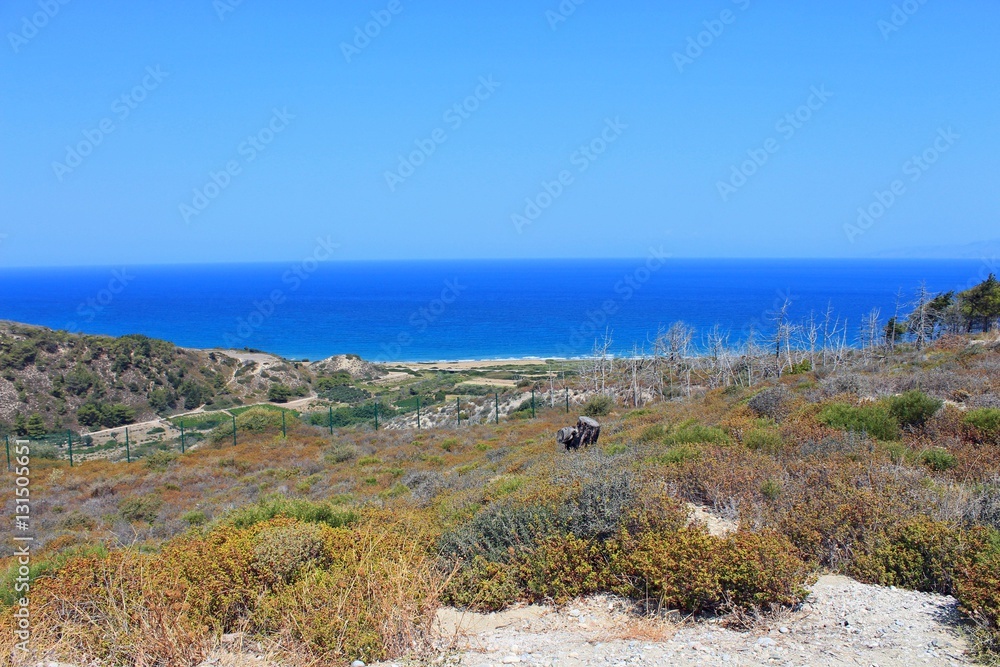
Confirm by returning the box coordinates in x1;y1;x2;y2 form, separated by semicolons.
1;333;999;666
0;322;314;435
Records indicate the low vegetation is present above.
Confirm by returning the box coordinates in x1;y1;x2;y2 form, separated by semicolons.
2;330;1000;665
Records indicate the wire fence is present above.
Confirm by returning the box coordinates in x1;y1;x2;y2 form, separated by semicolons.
3;387;593;470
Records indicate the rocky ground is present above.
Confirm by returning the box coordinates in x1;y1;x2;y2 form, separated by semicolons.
378;574;972;667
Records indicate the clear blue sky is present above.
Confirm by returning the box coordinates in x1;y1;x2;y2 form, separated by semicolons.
1;0;998;266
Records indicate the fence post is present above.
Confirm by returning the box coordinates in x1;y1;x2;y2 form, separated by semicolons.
67;430;73;467
180;421;185;454
417;396;421;430
231;414;237;446
5;435;9;471
374;399;379;431
125;427;131;464
565;387;570;413
281;410;286;438
531;388;536;419
328;406;333;435
495;393;499;424
456;396;461;426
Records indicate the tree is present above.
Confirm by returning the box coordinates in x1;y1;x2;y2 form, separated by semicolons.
959;274;1000;332
268;383;292;403
26;413;47;438
884;317;907;348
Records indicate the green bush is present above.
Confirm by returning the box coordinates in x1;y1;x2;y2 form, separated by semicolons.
817;403;900;441
655;445;701;465
964;408;1000;444
236;406;289;433
887;391;942;428
666;420;730;446
223;495;359;530
582;395;614;417
850;517;965;594
920;448;957;472
744;428;783;454
144;450;178;472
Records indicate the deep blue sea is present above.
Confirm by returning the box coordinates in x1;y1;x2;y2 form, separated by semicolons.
0;260;992;361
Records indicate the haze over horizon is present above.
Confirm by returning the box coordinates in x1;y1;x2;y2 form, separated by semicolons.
2;1;998;267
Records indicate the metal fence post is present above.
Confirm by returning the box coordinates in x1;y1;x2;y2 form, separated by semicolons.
456;396;461;426
328;406;333;435
417;396;421;430
495;393;499;424
231;414;237;446
125;427;131;464
374;399;379;431
67;430;73;467
565;387;570;413
281;410;286;438
5;435;10;471
531;388;536;419
180;421;185;454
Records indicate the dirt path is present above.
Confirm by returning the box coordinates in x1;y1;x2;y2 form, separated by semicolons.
400;575;970;667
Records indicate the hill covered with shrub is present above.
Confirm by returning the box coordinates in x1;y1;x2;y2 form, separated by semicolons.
2;333;1000;665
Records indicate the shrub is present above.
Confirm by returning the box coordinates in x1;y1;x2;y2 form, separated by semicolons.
252;521;329;586
439;502;557;564
656;445;701;465
747;386;790;422
954;530;1000;655
144;450;178;472
920;448;957;472
610;527;808;614
744;428;783;454
517;534;607;604
887;391;942;428
324;443;357;463
761;479;782;501
237;406;288;433
224;495;359;530
850;517;966;594
582;395;614;417
817;403;900;441
559;472;635;541
442;555;521;611
666;420;730;446
118;494;163;524
182;510;208;526
964;408;1000;444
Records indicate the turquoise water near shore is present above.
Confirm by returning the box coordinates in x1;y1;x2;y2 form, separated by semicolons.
0;259;990;361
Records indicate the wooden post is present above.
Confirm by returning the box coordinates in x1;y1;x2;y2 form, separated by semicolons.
565;387;570;413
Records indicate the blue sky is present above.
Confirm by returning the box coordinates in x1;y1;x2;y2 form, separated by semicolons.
1;0;998;266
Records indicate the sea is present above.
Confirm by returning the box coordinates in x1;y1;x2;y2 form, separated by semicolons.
0;259;993;362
